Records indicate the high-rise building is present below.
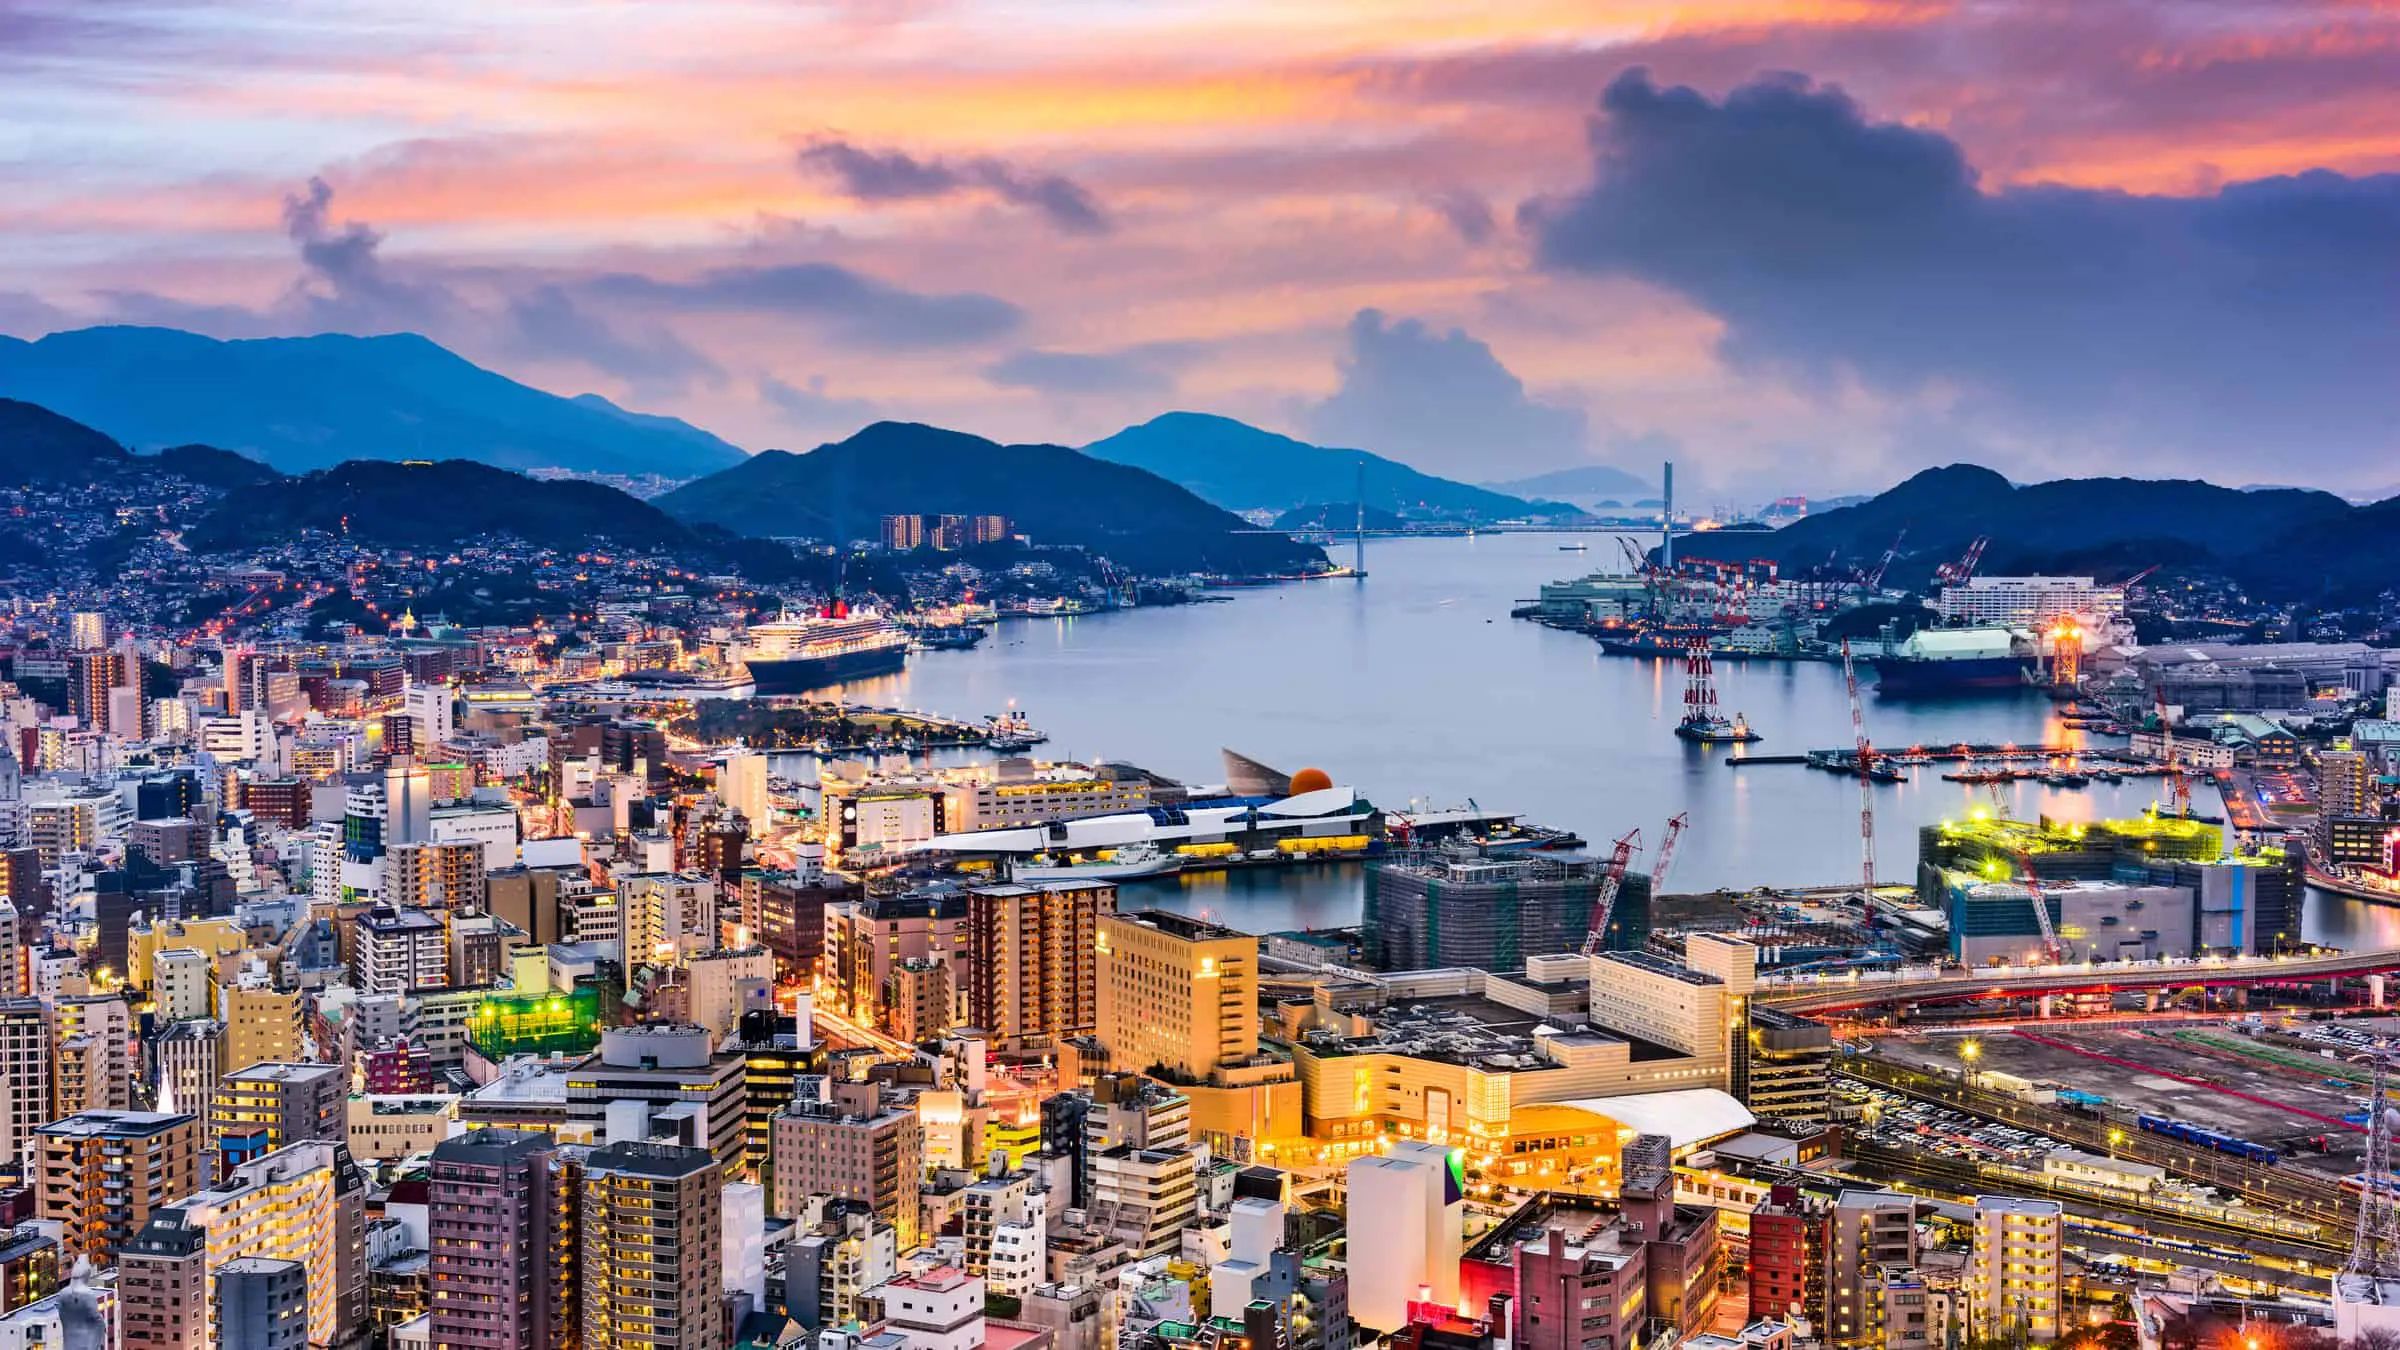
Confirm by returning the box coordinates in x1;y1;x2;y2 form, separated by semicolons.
969;514;1011;546
2324;750;2376;819
880;514;926;552
216;1256;309;1350
353;906;450;994
427;1130;579;1350
719;751;770;831
384;842;485;913
580;1141;725;1350
0;999;51;1165
220;984;305;1076
154;1020;224;1123
68;611;108;651
823;892;967;1036
118;1211;210;1350
1096;909;1257;1082
36;1111;203;1266
51;993;135;1114
0;1227;59;1316
771;1080;923;1248
210;1062;345;1175
1747;1185;1829;1325
619;873;717;967
964;881;1112;1056
1739;1006;1834;1126
1344;1141;1465;1334
566;1026;748;1174
1969;1195;2061;1345
1826;1189;1917;1350
148;1140;369;1348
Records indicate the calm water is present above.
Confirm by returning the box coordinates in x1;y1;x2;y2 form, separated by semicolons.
803;533;2374;946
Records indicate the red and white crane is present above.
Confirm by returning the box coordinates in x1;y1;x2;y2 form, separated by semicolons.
2156;687;2192;818
1581;827;1643;957
1933;535;1989;587
1860;528;1907;591
1650;812;1690;897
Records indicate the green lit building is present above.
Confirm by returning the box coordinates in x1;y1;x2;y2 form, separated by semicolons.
466;984;603;1061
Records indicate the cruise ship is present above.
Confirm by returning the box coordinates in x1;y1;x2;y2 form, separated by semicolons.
738;606;910;695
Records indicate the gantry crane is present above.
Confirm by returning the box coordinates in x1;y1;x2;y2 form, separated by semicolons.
1933;535;1989;587
1581;827;1643;957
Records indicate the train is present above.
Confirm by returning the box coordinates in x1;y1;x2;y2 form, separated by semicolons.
2135;1113;2280;1165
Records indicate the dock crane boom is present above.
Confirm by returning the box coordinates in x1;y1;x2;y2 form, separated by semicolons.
1861;528;1907;590
2156;688;2192;818
1580;828;1643;957
1650;813;1690;898
1841;639;1878;907
1933;536;1989;586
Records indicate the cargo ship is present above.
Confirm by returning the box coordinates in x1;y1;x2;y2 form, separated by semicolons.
1869;626;2036;695
738;606;910;695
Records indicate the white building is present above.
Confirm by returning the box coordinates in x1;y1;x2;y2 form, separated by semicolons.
1936;576;2125;629
430;802;517;871
1345;1140;1464;1333
720;750;770;831
1969;1195;2062;1344
864;1266;985;1350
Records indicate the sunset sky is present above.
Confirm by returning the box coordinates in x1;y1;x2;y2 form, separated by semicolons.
6;0;2399;494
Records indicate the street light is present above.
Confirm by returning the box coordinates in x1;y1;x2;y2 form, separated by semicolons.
1959;1038;1981;1085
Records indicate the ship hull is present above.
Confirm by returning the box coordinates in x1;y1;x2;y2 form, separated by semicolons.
1011;855;1186;882
1869;654;2031;694
747;644;908;695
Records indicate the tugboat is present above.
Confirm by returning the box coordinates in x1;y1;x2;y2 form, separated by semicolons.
1672;640;1763;744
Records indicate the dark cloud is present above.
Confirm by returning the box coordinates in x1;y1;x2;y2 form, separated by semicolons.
591;263;1021;348
1425;189;1496;244
799;136;1110;234
278;176;456;333
759;375;877;438
983;347;1177;398
1305;309;1586;478
503;285;720;394
1526;68;2400;474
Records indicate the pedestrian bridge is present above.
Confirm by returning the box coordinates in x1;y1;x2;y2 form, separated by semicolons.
1754;948;2400;1014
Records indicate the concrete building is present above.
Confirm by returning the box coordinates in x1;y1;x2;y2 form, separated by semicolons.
960;1168;1045;1293
943;762;1149;832
216;1256;309;1350
1738;1007;1833;1127
51;994;134;1114
152;949;211;1022
0;1000;50;1166
35;1111;203;1265
1096;909;1263;1080
1968;1195;2061;1345
783;1209;898;1331
861;1267;985;1350
211;1062;345;1175
964;881;1113;1057
1346;1141;1464;1333
353;906;449;994
823;891;968;1038
383;841;485;913
771;1080;923;1249
220;984;305;1076
566;1025;747;1175
117;1215;210;1350
148;1140;369;1348
1090;1145;1198;1262
580;1141;725;1350
1934;575;2125;628
428;1130;577;1350
1827;1190;1916;1350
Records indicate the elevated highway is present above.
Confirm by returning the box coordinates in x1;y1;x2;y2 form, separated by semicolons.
1757;948;2400;1015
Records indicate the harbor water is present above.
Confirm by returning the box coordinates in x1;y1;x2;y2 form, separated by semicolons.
803;532;2364;946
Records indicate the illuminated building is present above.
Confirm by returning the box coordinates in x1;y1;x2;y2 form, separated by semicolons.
383;841;485;912
579;1141;724;1350
943;762;1149;832
1095;910;1301;1162
770;1080;922;1249
964;881;1112;1057
428;1130;578;1350
823;892;967;1034
51;993;135;1113
1737;1007;1833;1127
565;1026;747;1174
145;1140;370;1348
210;1062;344;1176
1827;1190;1915;1350
345;1095;459;1162
220;984;305;1076
35;1111;203;1266
1967;1196;2060;1345
118;1214;209;1350
0;1000;52;1166
618;873;717;968
466;985;602;1061
353;906;449;995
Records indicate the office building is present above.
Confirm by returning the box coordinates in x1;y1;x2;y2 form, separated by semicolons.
964;881;1112;1056
580;1141;724;1350
823;891;968;1037
944;763;1150;832
771;1080;923;1249
485;868;566;947
566;1025;748;1174
217;1257;309;1350
1969;1196;2061;1344
0;1227;57;1317
427;1130;578;1350
1089;1143;1197;1261
1738;1007;1834;1126
1934;575;2125;628
1346;1141;1465;1333
1096;910;1257;1082
211;1062;345;1174
36;1111;203;1265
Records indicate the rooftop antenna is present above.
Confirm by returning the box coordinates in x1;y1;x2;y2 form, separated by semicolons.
1354;455;1366;580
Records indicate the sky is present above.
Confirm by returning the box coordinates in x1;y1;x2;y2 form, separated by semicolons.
5;0;2400;496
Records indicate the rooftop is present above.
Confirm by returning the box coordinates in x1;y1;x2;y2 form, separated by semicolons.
37;1110;194;1139
1112;908;1249;943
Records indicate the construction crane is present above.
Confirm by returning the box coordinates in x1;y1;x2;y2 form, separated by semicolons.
2006;837;2067;964
1840;640;1878;909
1581;827;1643;957
1650;812;1690;897
1932;535;1989;587
2155;688;2193;818
1860;528;1907;591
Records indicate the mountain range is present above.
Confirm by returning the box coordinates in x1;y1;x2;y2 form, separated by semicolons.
1082;412;1577;521
0;326;746;477
1482;464;1655;504
657;421;1324;575
1669;463;2399;603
